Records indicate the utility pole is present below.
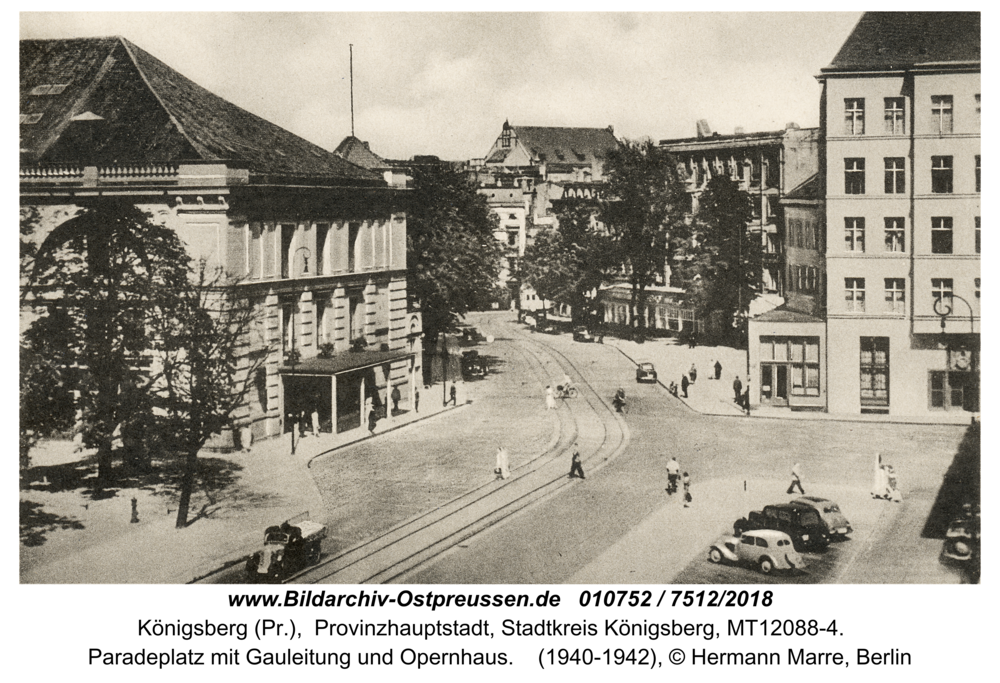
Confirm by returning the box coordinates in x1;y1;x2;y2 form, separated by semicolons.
349;44;355;138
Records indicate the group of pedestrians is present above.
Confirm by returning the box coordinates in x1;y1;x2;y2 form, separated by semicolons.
666;456;692;507
732;375;751;415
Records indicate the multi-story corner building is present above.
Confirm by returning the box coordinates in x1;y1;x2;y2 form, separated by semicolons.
818;12;980;417
20;37;420;447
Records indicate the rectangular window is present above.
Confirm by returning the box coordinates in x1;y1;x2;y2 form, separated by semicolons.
315;223;329;275
931;278;954;309
931;95;953;134
884;98;905;135
929;371;968;410
975;217;981;254
860;337;890;407
931;156;953;193
884;217;905;252
885;278;906;314
845;278;866;312
759;337;821;398
975;277;980;300
975;155;981;193
845;217;865;252
884;158;905;194
845;158;865;194
931;217;953;254
844;98;865;135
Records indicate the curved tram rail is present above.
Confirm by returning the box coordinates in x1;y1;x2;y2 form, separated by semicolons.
288;319;630;585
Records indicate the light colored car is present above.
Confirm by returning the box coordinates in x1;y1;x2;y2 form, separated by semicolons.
791;496;852;539
708;529;807;574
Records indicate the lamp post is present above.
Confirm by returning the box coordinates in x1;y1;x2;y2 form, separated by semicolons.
934;293;978;412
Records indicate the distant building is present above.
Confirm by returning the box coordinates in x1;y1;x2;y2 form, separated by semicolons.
20;37;420;446
818;12;980;417
473;121;619;312
660;121;821;306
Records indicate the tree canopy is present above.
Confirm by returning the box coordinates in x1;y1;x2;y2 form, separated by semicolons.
672;175;762;344
23;200;192;480
600;139;689;339
406;162;502;343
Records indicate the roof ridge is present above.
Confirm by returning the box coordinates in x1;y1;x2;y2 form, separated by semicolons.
116;37;201;159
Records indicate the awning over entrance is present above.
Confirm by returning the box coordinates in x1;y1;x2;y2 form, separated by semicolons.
279;349;411;376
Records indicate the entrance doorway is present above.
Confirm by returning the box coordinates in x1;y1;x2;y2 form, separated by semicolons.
282;375;332;433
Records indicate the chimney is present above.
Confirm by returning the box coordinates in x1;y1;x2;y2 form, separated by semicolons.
696;119;713;139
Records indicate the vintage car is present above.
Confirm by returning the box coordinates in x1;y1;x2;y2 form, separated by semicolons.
246;519;326;582
573;326;601;343
734;503;830;552
461;350;488;378
942;503;980;563
791;496;853;539
708;529;807;574
635;361;658;383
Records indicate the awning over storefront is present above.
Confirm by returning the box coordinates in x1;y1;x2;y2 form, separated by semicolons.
279;349;411;376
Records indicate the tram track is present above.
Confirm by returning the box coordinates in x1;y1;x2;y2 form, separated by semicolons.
291;318;629;584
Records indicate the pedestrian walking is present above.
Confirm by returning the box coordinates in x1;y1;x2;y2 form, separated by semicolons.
415;387;421;413
689;363;697;383
714;360;722;380
742;382;751;415
871;452;888;499
666;456;681;494
569;444;585;479
787;462;805;494
733;375;743;403
299;410;309;438
367;403;378;435
495;446;510;480
449;383;457;406
682;472;692;507
681;374;689;398
545;385;556;410
391;385;401;414
240;423;253;453
311;408;320;438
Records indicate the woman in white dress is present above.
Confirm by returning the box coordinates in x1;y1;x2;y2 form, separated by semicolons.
545;385;556;410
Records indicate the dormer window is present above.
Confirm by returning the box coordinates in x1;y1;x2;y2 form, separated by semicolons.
501;128;511;149
31;84;68;96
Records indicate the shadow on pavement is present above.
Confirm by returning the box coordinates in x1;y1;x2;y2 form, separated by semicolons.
922;420;980;539
19;500;85;547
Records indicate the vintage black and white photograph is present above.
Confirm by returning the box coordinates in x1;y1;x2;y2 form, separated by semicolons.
19;12;981;585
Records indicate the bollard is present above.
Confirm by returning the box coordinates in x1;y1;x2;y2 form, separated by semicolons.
130;497;139;524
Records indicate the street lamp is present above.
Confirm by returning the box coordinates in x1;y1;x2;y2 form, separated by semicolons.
934;293;978;412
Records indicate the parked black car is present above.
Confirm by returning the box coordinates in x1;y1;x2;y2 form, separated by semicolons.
734;503;830;552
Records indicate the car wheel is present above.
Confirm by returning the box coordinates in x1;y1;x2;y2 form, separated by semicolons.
709;548;723;564
759;557;774;574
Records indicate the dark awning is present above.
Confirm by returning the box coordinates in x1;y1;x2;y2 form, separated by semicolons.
280;349;412;376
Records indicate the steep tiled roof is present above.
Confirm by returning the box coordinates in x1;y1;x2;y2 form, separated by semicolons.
823;12;980;72
333;136;389;170
511;126;618;165
20;37;379;182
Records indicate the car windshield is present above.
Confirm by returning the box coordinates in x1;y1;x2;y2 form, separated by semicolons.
640;363;654;370
800;510;821;526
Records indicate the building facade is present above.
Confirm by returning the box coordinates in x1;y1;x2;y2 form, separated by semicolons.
818;12;980;417
472;122;620;312
20;37;420;448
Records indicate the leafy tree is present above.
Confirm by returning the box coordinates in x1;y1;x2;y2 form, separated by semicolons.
407;162;501;345
520;200;612;325
673;176;762;345
23;200;192;481
150;264;263;528
600;139;689;340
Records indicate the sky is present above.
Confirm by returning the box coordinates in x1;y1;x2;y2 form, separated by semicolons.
18;12;865;162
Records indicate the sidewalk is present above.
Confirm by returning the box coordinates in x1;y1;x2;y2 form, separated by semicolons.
20;392;469;584
604;336;975;426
